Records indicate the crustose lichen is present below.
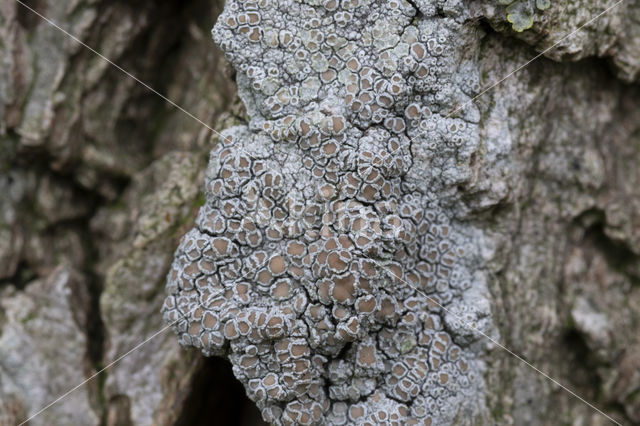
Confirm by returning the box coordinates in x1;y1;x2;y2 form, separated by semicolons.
498;0;552;32
163;0;493;424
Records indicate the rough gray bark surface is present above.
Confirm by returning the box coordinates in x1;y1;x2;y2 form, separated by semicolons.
1;1;260;424
0;0;639;425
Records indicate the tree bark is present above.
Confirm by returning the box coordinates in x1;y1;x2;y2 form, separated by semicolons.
1;1;260;424
1;0;639;425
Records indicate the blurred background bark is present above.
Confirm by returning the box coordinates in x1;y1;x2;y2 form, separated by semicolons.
1;0;639;425
1;1;263;424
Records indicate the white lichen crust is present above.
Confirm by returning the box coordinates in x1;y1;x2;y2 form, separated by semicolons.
163;0;493;424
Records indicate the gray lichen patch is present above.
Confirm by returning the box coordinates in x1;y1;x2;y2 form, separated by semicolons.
163;0;495;424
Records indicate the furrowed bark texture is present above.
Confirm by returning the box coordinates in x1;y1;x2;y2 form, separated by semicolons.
0;0;639;425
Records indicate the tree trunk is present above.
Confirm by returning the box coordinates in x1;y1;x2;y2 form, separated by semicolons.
0;0;639;425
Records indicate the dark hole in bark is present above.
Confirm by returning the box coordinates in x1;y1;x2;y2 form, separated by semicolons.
174;356;267;426
584;223;639;282
0;260;36;290
560;328;601;395
575;208;640;284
